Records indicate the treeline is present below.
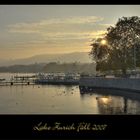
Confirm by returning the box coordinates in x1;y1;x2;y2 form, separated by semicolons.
43;62;96;74
0;62;96;74
0;63;46;73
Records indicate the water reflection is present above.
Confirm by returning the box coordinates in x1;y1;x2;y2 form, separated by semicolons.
80;89;140;114
124;98;127;114
96;96;125;114
1;71;140;114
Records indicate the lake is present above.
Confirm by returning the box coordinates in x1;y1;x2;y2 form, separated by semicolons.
0;73;140;114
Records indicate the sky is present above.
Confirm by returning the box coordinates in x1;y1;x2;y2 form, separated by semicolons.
0;5;140;60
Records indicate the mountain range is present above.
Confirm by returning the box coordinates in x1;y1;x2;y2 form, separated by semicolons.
0;52;93;66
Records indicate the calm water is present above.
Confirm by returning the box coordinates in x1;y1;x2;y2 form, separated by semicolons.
0;73;140;114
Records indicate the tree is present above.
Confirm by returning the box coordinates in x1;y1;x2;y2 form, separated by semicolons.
89;38;108;71
90;16;140;75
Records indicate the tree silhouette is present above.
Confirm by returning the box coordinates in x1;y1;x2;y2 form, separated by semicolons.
89;38;108;71
90;16;140;76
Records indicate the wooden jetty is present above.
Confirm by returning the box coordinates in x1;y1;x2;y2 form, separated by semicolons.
0;75;36;86
0;81;35;86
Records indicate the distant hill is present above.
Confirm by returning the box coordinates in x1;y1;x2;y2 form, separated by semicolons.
0;63;46;73
0;62;96;74
0;52;93;66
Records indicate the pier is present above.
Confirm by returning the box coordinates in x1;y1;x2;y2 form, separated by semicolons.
0;81;35;86
0;75;36;86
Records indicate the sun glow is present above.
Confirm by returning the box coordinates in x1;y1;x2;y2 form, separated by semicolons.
101;39;107;45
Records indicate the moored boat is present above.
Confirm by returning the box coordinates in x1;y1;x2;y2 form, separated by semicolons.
35;73;80;85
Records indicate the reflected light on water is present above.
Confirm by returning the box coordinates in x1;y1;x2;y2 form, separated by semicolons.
99;97;111;105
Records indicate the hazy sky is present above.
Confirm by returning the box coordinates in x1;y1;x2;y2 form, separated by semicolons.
0;5;140;60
